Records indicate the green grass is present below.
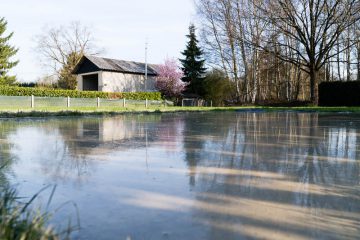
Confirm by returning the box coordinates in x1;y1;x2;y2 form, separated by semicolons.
254;106;360;112
0;164;74;240
0;162;76;239
0;106;360;118
0;187;61;240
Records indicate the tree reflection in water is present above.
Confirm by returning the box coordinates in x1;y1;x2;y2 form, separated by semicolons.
0;120;19;186
180;112;360;239
1;115;163;184
0;112;359;240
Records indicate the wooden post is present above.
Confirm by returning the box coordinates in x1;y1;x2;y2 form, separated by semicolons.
182;99;184;107
145;99;148;108
67;96;70;108
97;97;100;108
31;95;34;108
123;98;126;108
210;100;213;107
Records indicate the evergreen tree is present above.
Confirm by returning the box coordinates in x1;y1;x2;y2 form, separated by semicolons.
180;24;206;96
0;17;18;85
58;51;82;90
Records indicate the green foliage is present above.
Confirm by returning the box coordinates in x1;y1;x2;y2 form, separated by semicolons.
0;86;162;100
120;91;162;100
0;17;18;85
58;52;82;90
0;187;61;240
203;70;235;106
0;162;67;240
17;82;37;88
180;24;206;96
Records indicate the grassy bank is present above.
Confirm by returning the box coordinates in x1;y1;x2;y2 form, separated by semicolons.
1;106;360;118
0;187;64;240
0;163;75;239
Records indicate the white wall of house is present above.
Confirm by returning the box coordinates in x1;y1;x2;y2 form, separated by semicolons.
100;117;144;142
77;71;156;92
101;71;156;92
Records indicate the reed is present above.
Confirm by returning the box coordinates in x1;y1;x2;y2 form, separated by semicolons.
0;164;75;240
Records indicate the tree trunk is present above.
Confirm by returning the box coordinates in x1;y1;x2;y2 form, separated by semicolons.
252;50;259;104
295;70;301;100
346;32;351;81
337;41;342;81
235;1;250;103
309;68;319;105
357;43;360;81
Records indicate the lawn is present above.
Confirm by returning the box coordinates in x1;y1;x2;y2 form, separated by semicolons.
0;105;360;118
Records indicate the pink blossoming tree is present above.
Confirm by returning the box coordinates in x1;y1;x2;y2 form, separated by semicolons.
155;58;187;98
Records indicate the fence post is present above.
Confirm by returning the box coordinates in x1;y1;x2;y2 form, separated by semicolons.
97;97;100;108
31;95;34;108
145;99;148;108
210;100;213;107
123;98;126;108
67;96;70;108
182;99;184;107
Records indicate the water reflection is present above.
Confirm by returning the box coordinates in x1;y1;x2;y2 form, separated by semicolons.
0;112;359;239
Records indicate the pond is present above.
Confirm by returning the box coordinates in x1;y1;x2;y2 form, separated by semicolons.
0;112;359;240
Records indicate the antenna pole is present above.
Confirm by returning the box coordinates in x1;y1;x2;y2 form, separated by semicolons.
145;40;148;91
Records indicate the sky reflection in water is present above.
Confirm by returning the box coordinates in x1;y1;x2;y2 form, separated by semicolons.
0;112;359;240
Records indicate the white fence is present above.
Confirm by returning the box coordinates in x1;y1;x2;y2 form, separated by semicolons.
0;95;174;109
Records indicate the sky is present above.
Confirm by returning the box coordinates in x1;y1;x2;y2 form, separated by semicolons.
2;0;196;82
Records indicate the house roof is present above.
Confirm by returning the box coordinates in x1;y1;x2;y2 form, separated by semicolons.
72;55;158;75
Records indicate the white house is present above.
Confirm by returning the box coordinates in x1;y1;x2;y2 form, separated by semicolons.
72;55;158;92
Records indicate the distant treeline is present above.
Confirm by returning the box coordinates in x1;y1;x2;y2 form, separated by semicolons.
196;0;360;104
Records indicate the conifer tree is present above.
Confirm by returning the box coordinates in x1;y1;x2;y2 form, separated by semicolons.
0;17;18;85
180;24;206;96
58;51;82;89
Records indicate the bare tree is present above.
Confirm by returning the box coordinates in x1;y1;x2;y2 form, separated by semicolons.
197;0;307;103
196;0;264;102
35;22;102;89
253;0;360;104
355;23;360;81
196;0;360;104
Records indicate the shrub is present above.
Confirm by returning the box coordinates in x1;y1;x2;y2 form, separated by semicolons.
17;82;37;88
0;86;162;100
121;91;162;100
203;70;236;106
319;81;360;106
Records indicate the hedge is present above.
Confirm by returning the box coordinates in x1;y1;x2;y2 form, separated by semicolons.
319;81;360;106
0;86;162;100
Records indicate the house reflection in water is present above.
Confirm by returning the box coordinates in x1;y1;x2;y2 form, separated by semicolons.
1;112;359;240
61;115;162;156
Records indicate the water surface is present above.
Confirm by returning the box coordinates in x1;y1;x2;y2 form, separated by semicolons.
0;112;359;239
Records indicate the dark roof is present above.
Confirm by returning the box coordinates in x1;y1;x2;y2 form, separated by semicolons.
72;55;158;75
